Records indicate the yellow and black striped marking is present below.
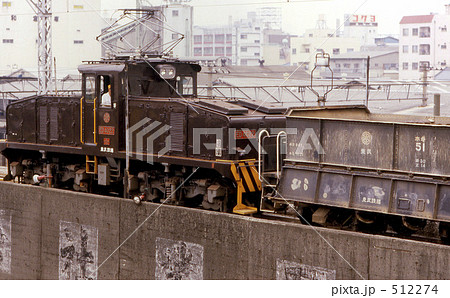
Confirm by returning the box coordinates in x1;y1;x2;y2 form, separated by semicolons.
230;160;261;215
230;160;262;194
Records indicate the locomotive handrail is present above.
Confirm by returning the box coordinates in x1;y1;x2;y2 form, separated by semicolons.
276;131;287;180
258;129;270;182
80;97;84;144
94;97;97;145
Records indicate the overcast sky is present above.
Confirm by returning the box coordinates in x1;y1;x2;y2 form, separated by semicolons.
101;0;450;36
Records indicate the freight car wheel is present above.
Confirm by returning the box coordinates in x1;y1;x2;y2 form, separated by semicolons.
296;204;314;225
439;223;450;245
355;211;387;234
389;216;426;236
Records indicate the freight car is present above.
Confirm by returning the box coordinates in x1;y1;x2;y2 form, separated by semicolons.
262;106;450;242
0;56;285;215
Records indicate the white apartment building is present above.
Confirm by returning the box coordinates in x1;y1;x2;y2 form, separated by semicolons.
399;6;450;80
290;27;361;71
0;0;103;77
342;14;378;46
160;3;193;58
234;13;264;66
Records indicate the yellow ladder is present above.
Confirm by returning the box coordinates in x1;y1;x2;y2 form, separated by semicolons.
86;155;98;174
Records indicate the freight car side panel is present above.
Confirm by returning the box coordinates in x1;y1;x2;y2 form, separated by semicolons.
278;166;450;222
397;125;450;176
321;120;394;169
286;115;450;177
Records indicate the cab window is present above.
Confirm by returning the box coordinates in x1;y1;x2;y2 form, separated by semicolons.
84;75;96;102
100;75;112;107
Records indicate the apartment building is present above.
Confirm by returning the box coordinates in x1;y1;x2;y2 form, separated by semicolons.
290;27;361;71
399;5;450;80
192;26;234;64
0;0;103;76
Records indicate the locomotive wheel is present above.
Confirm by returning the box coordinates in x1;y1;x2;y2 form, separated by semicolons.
439;223;450;245
389;216;427;236
355;211;387;234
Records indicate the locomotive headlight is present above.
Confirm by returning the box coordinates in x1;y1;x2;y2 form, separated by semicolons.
157;64;176;80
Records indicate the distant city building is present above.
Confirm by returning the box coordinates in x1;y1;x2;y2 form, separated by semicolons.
258;7;282;30
290;17;361;71
399;5;450;80
342;14;379;46
234;12;265;66
374;36;399;46
192;25;234;64
330;50;399;79
0;0;103;76
261;29;291;66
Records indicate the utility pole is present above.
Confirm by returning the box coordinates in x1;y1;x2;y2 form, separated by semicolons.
27;0;52;95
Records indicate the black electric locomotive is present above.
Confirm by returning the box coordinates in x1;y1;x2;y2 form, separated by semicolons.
0;56;285;214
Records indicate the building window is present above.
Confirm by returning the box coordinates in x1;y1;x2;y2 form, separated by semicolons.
347;48;354;53
194;35;202;44
74;40;84;44
172;10;179;17
172;33;179;40
403;45;409;53
419;44;430;55
240;34;247;39
204;47;213;56
354;63;359;69
412;62;419;70
412;28;418;36
305;48;310;53
226;34;232;43
215;34;224;43
2;39;13;43
292;48;297;55
54;16;59;22
333;48;340;55
402;28;409;36
419;61;430;70
254;53;260;57
255;40;260;44
309;34;313;37
241;59;248;66
255;27;260;31
73;5;84;10
240;47;247;52
215;47;224;56
343;63;351;69
2;1;11;8
226;47;232;56
412;45;418;53
204;35;213;43
402;62;409;70
194;47;202;56
419;27;430;38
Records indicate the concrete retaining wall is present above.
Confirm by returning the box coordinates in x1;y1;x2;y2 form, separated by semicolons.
0;181;449;280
